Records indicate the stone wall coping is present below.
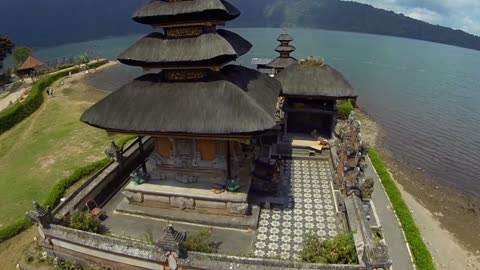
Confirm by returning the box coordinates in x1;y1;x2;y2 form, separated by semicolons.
43;224;365;270
45;224;165;262
54;137;153;217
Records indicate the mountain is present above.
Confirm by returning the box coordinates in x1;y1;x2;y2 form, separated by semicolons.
1;0;480;51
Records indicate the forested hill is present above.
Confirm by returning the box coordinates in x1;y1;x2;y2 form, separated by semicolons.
1;0;480;51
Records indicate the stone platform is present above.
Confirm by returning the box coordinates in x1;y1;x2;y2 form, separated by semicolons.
123;173;252;215
116;198;260;230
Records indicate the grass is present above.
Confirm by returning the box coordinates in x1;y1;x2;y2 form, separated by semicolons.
368;147;436;270
0;74;122;227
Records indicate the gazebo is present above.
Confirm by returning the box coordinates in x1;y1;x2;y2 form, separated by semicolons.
275;58;358;138
17;55;44;79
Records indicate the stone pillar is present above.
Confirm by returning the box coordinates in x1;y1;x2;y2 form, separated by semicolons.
226;141;232;180
139;136;148;174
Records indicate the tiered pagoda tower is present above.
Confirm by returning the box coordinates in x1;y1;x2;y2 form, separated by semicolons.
267;31;297;74
81;0;281;217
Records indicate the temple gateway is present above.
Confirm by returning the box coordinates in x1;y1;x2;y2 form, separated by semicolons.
28;1;391;269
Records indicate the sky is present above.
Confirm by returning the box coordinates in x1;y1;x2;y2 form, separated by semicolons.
352;0;480;36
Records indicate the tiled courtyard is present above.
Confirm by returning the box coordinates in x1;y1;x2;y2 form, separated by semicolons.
253;158;342;259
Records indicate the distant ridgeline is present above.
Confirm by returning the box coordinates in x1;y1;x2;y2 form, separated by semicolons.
1;0;480;51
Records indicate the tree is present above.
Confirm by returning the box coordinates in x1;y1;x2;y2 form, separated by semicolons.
12;46;32;67
0;36;14;70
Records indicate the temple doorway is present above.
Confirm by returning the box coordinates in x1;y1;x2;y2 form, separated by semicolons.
287;112;332;138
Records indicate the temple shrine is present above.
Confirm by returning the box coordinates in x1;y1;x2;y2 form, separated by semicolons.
81;0;281;218
267;31;298;74
26;2;392;269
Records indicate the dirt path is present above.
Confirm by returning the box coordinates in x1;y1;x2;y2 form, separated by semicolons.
0;227;37;270
355;109;480;269
0;85;29;111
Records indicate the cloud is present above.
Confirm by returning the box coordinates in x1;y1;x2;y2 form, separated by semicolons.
352;0;480;35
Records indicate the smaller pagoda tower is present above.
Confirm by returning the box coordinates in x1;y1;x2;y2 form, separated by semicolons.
267;31;297;75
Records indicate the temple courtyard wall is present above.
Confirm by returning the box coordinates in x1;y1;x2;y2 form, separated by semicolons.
28;133;388;269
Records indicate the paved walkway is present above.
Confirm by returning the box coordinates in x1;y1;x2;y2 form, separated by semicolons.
253;159;341;260
365;157;414;270
0;85;30;112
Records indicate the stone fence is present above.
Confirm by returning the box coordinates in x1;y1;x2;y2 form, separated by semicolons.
39;224;366;270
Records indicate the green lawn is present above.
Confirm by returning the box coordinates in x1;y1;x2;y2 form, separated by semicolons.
0;77;116;226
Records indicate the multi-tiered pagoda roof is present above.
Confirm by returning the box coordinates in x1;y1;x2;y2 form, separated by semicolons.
81;0;281;135
132;0;240;26
267;31;297;70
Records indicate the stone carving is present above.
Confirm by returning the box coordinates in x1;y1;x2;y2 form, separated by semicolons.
165;26;203;38
175;173;198;184
360;177;375;200
170;197;194;210
105;141;123;162
227;202;249;215
158;224;186;257
27;201;53;229
130;171;151;185
333;115;370;194
123;191;143;203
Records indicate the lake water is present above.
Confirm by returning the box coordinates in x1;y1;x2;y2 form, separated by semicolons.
30;28;480;195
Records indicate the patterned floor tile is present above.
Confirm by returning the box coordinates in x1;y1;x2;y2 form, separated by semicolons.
252;159;341;259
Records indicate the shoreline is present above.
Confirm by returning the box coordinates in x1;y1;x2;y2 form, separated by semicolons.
355;108;480;269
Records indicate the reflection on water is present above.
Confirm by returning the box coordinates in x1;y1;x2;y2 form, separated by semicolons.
32;28;480;194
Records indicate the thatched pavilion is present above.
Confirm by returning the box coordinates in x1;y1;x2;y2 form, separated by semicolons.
275;58;357;138
81;0;281;219
17;55;44;79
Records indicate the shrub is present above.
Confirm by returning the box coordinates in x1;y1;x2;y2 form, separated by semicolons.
0;218;32;243
368;148;435;270
87;59;109;69
44;159;109;208
184;228;216;253
68;210;101;233
0;60;107;135
0;158;109;243
299;232;357;264
337;99;354;120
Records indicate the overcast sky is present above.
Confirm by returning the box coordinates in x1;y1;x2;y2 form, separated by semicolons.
353;0;480;36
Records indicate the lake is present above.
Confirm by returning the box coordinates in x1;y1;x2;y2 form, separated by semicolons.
30;28;480;195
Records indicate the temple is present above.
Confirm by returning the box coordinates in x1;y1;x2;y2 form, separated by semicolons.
27;2;392;269
81;0;281;219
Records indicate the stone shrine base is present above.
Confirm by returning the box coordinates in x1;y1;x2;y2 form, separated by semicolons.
123;173;251;215
115;198;260;230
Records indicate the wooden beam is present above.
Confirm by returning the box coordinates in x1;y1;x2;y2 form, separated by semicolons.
283;107;336;115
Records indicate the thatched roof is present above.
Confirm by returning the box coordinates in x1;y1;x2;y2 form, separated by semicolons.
267;57;297;69
81;65;281;135
118;29;251;68
277;33;293;42
133;0;240;25
17;55;44;71
275;45;295;53
275;62;357;98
